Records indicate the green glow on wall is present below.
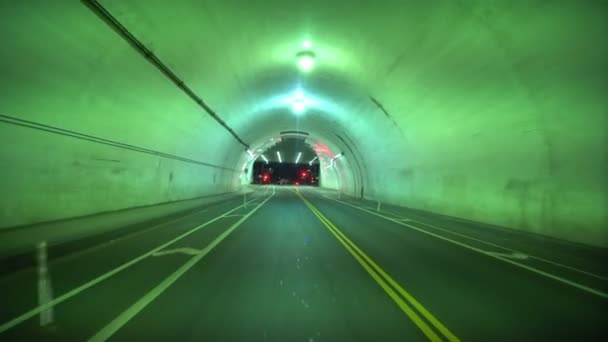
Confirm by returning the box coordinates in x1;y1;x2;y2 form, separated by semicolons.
0;0;606;246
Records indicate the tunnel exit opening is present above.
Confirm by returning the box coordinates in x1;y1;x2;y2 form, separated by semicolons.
251;161;320;186
249;136;320;186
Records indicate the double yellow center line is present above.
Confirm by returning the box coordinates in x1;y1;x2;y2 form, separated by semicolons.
295;190;460;342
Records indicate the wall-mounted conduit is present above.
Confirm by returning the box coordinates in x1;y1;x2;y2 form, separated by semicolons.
369;96;391;118
82;0;249;148
0;114;239;172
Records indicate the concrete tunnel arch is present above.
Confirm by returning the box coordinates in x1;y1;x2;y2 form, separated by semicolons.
231;127;367;196
0;0;606;247
216;61;388;198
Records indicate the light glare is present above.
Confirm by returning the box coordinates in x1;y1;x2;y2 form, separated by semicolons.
277;151;282;163
298;55;315;72
292;100;306;114
295;152;302;164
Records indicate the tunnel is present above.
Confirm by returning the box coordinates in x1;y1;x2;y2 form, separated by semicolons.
0;0;607;340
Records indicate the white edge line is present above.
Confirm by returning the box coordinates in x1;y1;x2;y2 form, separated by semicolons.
0;193;271;334
88;193;274;341
528;255;608;281
323;195;608;299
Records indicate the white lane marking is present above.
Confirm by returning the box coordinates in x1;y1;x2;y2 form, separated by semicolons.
0;193;271;334
88;193;274;341
403;219;517;252
37;241;54;327
528;255;608;281
152;248;202;257
323;195;608;299
52;207;215;266
486;252;529;260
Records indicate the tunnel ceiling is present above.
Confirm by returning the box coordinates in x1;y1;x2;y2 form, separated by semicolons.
260;138;317;164
1;0;606;245
97;0;607;166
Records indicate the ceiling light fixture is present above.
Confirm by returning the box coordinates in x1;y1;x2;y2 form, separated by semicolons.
292;99;306;114
296;51;316;72
246;149;256;162
326;152;344;169
290;89;308;115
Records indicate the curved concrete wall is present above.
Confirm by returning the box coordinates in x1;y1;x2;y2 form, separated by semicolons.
0;1;241;227
1;0;606;246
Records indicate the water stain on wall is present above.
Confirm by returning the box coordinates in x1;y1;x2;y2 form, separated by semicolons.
441;174;467;215
504;179;531;228
503;178;558;234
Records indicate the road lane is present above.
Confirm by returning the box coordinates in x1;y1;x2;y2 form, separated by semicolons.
89;193;275;341
318;192;608;293
0;191;270;339
319;191;608;278
295;189;459;341
302;190;607;340
109;188;426;341
1;186;606;341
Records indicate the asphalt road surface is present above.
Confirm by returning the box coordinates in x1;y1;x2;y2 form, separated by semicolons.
1;186;606;341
